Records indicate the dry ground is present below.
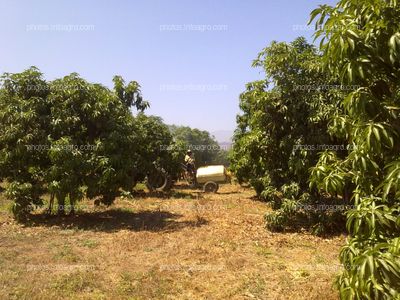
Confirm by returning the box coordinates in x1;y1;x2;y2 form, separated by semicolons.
0;183;345;300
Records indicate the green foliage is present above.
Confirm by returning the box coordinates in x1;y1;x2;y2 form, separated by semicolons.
231;37;348;234
6;182;43;221
310;0;400;298
134;114;180;179
112;75;149;110
0;67;176;219
0;67;52;218
265;184;347;235
231;37;340;192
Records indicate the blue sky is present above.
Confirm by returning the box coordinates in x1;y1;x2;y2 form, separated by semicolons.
0;0;337;136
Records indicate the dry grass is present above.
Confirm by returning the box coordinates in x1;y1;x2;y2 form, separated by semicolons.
0;183;345;299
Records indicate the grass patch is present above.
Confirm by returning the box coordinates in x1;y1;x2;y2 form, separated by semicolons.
314;255;326;264
80;239;99;249
294;270;311;278
220;240;238;251
53;245;79;263
255;245;274;258
117;272;137;294
117;270;177;299
51;270;100;296
236;274;267;298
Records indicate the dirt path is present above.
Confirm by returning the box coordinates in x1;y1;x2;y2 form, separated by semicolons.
0;184;345;299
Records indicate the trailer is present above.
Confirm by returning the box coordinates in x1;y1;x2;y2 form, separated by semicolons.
195;165;229;193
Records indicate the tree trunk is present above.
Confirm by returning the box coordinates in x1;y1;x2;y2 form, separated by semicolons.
57;193;65;216
47;192;54;215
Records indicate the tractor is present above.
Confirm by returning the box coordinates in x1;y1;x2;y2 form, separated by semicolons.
181;164;229;193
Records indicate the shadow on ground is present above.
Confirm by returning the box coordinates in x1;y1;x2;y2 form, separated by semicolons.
173;184;190;190
130;191;202;201
217;191;239;195
23;209;208;233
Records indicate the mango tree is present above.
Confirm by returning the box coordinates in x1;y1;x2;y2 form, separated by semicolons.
310;0;400;298
0;67;176;219
230;38;348;234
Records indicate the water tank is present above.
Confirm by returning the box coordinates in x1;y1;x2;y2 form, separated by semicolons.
196;165;227;184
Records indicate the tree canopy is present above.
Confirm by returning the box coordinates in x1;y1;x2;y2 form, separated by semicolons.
0;67;176;219
231;0;400;298
309;0;400;297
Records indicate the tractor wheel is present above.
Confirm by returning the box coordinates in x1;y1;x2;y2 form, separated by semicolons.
146;169;172;192
203;181;219;193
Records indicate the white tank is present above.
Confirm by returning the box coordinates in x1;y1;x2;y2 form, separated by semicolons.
196;165;227;184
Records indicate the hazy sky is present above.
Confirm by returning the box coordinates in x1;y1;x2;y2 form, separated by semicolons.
0;0;337;133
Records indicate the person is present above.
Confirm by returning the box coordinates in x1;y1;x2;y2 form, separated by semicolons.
184;149;195;174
